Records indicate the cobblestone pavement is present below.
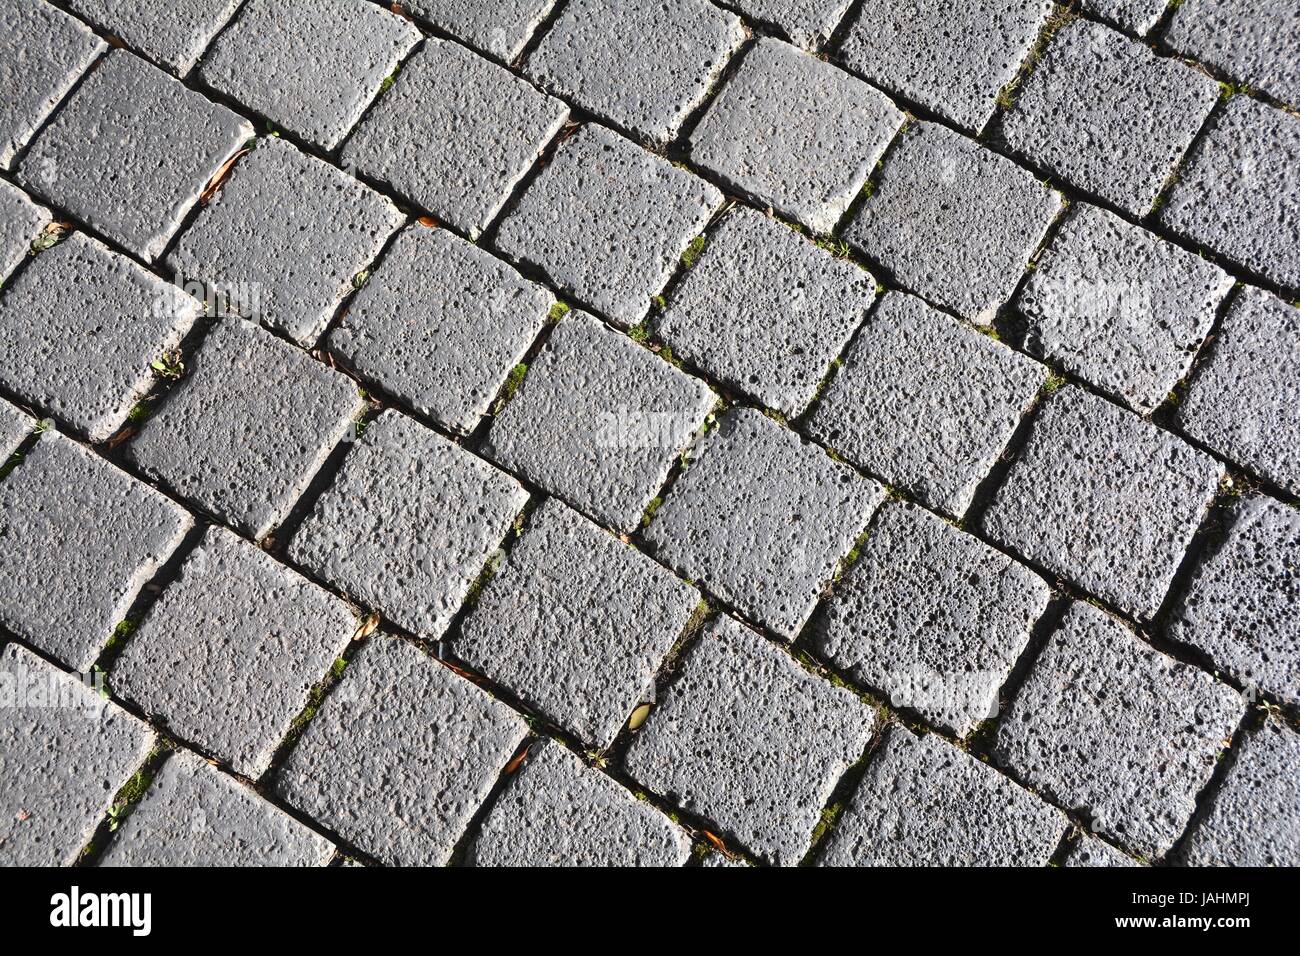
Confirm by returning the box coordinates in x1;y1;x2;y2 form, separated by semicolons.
0;0;1297;868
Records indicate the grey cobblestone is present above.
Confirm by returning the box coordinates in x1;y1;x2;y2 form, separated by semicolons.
112;525;357;778
400;0;558;61
471;740;692;867
844;122;1061;323
99;749;334;867
61;0;241;75
690;37;904;234
126;317;364;539
0;431;192;671
290;409;528;639
1164;0;1300;108
625;615;875;866
1065;834;1139;867
720;0;851;51
485;311;714;532
455;498;697;747
0;179;49;280
809;292;1047;517
645;406;884;640
17;50;253;263
494;123;723;326
818;725;1068;867
994;601;1244;858
0;642;155;866
274;633;529;867
342;38;568;239
658;206;878;418
981;386;1223;621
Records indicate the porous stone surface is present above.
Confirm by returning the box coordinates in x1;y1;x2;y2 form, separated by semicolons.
844;122;1061;323
0;397;34;462
400;0;558;61
689;37;904;234
1177;286;1300;496
125;318;364;539
197;0;421;151
1182;720;1300;867
16;51;253;262
327;225;552;435
1016;203;1234;413
0;642;155;866
342;39;568;238
494;123;723;326
1157;96;1300;290
809;292;1047;517
99;749;334;867
456;498;697;747
61;0;242;75
168;137;404;346
0;0;104;169
812;501;1050;737
818;726;1068;866
1079;0;1167;35
645;407;884;640
484;312;714;532
658;207;878;418
625;615;876;866
720;0;852;50
839;0;1052;133
981;386;1223;620
1168;495;1300;707
289;410;529;639
1165;0;1300;107
1065;834;1139;867
0;231;203;441
0;431;192;671
994;602;1245;858
525;0;745;145
0;179;49;279
274;633;530;866
111;525;357;778
471;741;692;867
1001;18;1220;218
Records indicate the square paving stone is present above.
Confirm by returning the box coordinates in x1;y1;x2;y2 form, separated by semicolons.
817;726;1068;866
125;318;365;539
0;397;35;462
470;740;692;867
839;0;1052;133
994;601;1244;858
0;431;192;671
289;410;529;639
981;386;1223;620
719;0;852;50
197;0;421;152
484;312;714;532
400;0;557;61
342;39;568;239
1001;18;1219;218
1065;834;1139;867
809;292;1047;517
0;231;203;441
1176;286;1300;496
812;501;1050;737
1016;203;1234;413
689;37;904;234
0;0;104;169
1168;495;1300;707
274;633;530;866
1157;96;1300;292
455;498;698;747
112;525;357;778
644;407;884;640
625;615;875;865
524;0;744;146
168;137;404;346
326;225;552;435
844;122;1061;323
98;749;334;867
16;50;253;263
493;124;723;327
1165;0;1300;108
61;0;242;75
1182;719;1300;867
658;207;878;418
0;643;155;866
0;179;49;280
